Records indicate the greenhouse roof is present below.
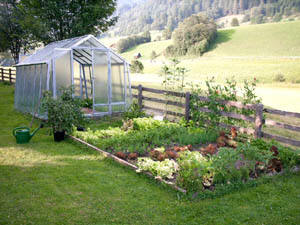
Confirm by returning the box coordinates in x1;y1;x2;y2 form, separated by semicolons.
17;35;127;66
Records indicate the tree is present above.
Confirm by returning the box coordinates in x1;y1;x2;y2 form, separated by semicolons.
130;60;144;73
21;0;118;44
170;14;217;56
150;50;157;61
231;18;240;26
0;0;38;63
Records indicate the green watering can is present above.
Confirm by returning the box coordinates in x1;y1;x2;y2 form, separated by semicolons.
13;124;42;144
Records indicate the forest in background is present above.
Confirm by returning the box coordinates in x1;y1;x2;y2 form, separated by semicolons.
113;0;300;36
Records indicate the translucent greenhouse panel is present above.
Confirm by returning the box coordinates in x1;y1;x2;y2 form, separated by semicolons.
55;50;71;95
126;64;132;106
22;66;30;113
41;64;48;94
111;64;125;104
14;66;24;111
82;65;92;99
39;64;48;117
33;65;41;115
112;104;125;112
93;50;108;112
73;61;81;97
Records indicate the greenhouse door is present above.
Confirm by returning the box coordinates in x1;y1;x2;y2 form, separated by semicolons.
92;49;110;115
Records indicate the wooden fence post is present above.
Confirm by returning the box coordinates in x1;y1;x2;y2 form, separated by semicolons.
9;68;12;83
254;104;264;138
1;68;3;82
138;84;143;110
185;92;190;121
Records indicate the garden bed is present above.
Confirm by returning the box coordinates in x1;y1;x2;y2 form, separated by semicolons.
72;117;300;194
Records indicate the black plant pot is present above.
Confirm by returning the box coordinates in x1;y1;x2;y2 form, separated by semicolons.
53;130;65;142
77;126;85;132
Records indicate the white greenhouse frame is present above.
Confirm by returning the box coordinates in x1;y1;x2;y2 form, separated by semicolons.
15;35;132;117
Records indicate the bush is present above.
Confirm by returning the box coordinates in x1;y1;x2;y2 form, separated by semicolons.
130;60;144;73
117;31;151;53
274;73;286;82
122;101;146;120
41;86;85;133
170;14;217;57
231;18;239;27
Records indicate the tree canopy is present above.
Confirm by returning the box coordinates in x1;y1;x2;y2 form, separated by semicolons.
21;0;118;44
166;14;217;56
115;0;300;36
0;0;38;63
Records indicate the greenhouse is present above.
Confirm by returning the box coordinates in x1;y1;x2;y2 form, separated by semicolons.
14;34;132;117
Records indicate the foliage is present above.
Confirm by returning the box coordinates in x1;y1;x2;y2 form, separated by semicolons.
0;0;38;63
274;73;286;82
212;143;273;184
41;86;85;133
117;31;151;53
231;18;240;27
136;157;179;179
81;98;93;109
189;77;261;128
250;139;300;169
20;0;117;44
73;117;218;154
122;101;146;120
130;60;144;73
160;58;188;117
150;50;157;61
162;27;172;40
166;14;217;56
176;151;213;191
115;0;300;36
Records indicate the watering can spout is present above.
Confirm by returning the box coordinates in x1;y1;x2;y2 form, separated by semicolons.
29;124;43;140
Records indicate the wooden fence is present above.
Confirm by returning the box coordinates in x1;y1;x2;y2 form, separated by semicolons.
0;67;16;84
132;85;300;148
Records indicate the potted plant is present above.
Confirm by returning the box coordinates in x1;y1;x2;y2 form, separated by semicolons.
41;86;85;142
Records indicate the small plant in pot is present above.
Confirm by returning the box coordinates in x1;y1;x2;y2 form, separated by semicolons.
41;86;85;142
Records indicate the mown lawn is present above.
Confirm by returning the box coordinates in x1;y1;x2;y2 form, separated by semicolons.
1;83;300;225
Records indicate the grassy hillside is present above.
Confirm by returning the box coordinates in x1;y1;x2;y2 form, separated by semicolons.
205;21;300;57
121;20;300;85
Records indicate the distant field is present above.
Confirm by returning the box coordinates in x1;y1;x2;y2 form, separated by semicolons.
121;20;300;84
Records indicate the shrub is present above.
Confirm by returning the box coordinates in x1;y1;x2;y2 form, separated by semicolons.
150;50;157;61
169;14;217;57
274;73;286;82
117;31;151;53
41;86;85;133
122;101;146;120
231;18;239;27
130;60;144;73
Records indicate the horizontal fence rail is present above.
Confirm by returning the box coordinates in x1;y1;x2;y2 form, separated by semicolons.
132;85;300;148
0;67;16;84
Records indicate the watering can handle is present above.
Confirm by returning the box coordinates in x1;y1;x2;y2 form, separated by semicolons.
13;127;28;137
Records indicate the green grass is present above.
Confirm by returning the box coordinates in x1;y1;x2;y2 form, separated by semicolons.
121;21;300;85
1;83;300;224
205;21;300;57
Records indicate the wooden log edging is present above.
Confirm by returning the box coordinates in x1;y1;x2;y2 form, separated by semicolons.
69;135;187;193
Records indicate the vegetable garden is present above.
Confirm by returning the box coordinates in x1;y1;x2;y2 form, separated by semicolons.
73;116;300;195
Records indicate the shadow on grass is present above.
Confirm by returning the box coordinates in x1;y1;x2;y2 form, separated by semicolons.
207;29;236;52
